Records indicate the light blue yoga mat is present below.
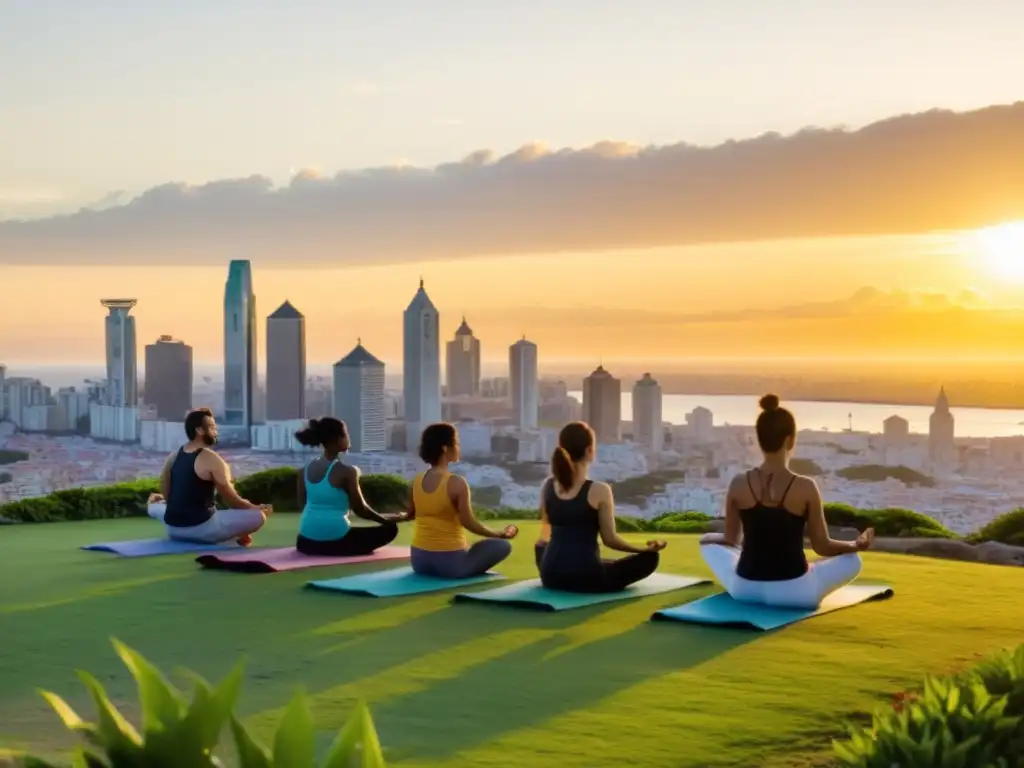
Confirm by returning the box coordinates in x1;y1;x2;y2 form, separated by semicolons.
82;538;237;557
306;566;505;597
651;584;894;631
452;573;711;612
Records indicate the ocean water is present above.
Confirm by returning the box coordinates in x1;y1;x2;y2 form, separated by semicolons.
568;391;1024;439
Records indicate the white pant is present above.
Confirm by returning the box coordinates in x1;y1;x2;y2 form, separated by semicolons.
700;544;862;609
148;502;264;544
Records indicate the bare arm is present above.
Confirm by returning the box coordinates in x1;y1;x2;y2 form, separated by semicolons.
295;466;306;511
723;477;744;547
594;483;649;554
207;453;260;510
805;479;871;557
407;490;417;520
158;452;175;499
451;476;511;539
537;478;552;543
339;466;390;524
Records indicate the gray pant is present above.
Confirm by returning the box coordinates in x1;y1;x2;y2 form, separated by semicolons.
149;503;265;544
410;539;512;579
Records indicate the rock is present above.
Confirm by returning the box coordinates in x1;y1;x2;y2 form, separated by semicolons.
871;537;981;562
973;541;1024;566
829;526;861;541
703;519;726;533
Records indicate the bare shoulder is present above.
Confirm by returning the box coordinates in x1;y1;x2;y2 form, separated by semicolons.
589;480;613;500
727;472;749;493
447;473;468;491
791;473;820;498
334;462;358;479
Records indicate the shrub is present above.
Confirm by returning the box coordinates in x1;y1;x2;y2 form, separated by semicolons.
833;644;1023;767
0;449;29;465
0;471;11;485
18;638;385;767
968;508;1024;547
835;464;935;487
235;468;411;513
789;458;824;476
823;503;956;539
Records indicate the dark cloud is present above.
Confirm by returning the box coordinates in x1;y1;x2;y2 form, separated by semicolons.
2;102;1023;265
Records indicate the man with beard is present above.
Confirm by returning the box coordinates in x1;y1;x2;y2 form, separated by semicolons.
149;407;269;546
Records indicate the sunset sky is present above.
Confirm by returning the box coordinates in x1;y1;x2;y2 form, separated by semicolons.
2;1;1023;366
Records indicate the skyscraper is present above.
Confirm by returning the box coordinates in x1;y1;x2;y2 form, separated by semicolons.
509;336;539;430
403;279;441;451
445;317;481;396
929;387;956;469
0;363;7;420
582;365;621;444
144;335;193;420
333;340;386;453
266;300;306;421
100;299;138;407
632;372;663;451
223;260;258;429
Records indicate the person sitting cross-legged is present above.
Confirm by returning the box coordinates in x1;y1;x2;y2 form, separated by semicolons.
699;394;874;609
154;408;270;547
408;422;518;579
293;417;407;556
535;421;666;593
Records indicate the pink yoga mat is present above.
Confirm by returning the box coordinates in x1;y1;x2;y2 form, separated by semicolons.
195;545;410;573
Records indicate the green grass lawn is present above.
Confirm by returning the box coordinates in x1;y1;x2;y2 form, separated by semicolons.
1;517;1022;767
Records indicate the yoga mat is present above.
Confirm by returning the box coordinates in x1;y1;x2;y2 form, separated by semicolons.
651;584;894;631
307;566;504;597
452;573;711;612
196;545;410;574
82;538;237;557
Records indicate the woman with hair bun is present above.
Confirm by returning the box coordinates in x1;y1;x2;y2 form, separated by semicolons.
293;417;406;556
534;421;665;592
700;394;874;608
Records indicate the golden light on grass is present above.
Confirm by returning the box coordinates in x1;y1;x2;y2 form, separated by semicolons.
974;221;1024;280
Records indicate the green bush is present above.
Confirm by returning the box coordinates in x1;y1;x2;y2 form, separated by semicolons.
17;638;385;767
835;464;935;487
833;644;1024;767
0;449;29;465
234;467;411;514
789;458;825;476
823;503;957;539
0;471;11;485
968;508;1024;547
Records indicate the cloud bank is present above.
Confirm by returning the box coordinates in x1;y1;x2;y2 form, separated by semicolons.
2;102;1023;266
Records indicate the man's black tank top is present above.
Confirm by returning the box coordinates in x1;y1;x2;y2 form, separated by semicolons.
163;447;216;528
539;479;603;585
735;471;809;582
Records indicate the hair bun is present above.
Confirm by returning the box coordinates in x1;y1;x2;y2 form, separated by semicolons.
308;418;320;429
759;394;781;412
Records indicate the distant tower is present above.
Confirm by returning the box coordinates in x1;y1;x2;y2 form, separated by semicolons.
445;317;481;397
223;260;258;428
333;340;386;453
928;387;956;470
144;335;193;420
582;365;621;444
632;373;663;451
266;300;306;420
100;299;138;407
509;336;539;430
403;279;441;451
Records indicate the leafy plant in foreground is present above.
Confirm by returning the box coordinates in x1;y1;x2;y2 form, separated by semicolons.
833;655;1023;768
20;638;385;767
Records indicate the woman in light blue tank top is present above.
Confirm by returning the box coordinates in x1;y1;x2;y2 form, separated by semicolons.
293;418;408;556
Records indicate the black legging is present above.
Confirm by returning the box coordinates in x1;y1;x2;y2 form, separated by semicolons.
534;542;659;594
296;521;398;557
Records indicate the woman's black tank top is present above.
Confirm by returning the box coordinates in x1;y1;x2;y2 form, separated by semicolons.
539;479;602;582
735;472;809;582
163;447;216;528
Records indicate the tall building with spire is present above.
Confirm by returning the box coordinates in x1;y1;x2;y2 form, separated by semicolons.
403;279;441;451
223;260;258;431
583;365;621;444
509;336;538;430
632;373;663;451
266;300;306;420
929;386;956;470
445;317;481;396
333;339;386;453
100;299;138;407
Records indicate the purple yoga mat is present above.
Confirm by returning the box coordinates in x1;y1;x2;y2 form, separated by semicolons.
195;545;411;574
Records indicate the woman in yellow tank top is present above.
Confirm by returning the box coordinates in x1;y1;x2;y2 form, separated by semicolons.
408;423;518;578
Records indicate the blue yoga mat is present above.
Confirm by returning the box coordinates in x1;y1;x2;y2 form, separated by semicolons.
306;566;505;597
453;573;710;611
651;584;894;631
82;539;238;557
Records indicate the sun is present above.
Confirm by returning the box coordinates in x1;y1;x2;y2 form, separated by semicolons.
975;221;1024;279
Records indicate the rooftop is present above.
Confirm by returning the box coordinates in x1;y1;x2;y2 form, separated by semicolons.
268;300;304;320
335;339;384;367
